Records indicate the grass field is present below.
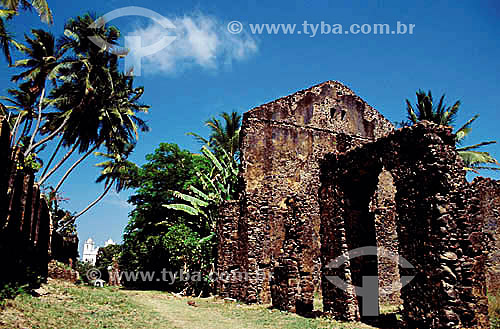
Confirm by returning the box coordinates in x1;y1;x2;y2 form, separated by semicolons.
1;279;498;329
0;279;373;329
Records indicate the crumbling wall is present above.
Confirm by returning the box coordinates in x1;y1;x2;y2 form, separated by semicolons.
216;200;242;297
472;177;500;294
0;117;74;288
370;169;401;305
319;122;490;328
223;81;394;311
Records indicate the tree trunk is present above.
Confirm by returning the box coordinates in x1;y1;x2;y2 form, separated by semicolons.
40;136;63;179
53;141;102;193
11;113;22;147
38;141;79;185
27;115;69;156
72;181;113;220
25;87;45;157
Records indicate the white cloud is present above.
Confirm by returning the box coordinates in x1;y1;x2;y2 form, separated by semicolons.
125;13;258;74
103;190;133;209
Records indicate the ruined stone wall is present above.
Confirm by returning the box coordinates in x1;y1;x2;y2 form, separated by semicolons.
472;177;500;294
319;122;490;328
370;169;401;305
0;117;73;287
227;81;394;312
216;200;242;297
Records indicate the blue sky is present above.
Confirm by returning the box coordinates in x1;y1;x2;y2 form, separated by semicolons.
2;0;499;255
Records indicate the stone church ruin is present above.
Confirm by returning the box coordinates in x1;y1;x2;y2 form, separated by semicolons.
216;81;498;328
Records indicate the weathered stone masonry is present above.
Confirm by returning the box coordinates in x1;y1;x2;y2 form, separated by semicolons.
217;81;394;311
216;81;494;328
473;177;500;294
0;117;78;286
319;122;490;328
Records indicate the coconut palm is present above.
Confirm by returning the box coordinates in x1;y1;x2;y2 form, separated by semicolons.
0;0;52;64
71;144;137;221
188;111;241;160
454;115;499;172
0;81;36;146
44;70;149;193
0;9;18;64
0;0;53;24
405;90;499;172
37;15;149;189
10;29;65;156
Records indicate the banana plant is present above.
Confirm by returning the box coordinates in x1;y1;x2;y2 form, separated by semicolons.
164;145;239;231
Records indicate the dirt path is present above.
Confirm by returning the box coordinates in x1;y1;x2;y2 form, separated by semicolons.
126;291;264;329
125;290;374;329
0;279;373;329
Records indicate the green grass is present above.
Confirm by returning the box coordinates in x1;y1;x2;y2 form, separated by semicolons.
0;279;373;329
0;279;165;329
490;293;500;329
4;279;496;329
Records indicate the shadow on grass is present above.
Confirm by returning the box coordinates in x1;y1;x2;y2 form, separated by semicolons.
361;313;402;328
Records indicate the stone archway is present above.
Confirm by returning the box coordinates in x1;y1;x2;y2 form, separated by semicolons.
319;122;490;328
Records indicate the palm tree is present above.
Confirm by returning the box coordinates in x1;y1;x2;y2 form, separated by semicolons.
0;81;36;146
45;70;149;193
188;111;241;160
0;0;53;63
37;15;149;190
10;29;64;156
454;115;499;172
0;0;53;24
405;90;499;172
0;9;18;64
71;145;137;221
406;90;461;126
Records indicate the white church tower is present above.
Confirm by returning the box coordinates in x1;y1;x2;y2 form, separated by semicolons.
82;238;98;265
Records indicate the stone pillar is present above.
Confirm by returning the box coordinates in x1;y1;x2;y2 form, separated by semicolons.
216;200;242;298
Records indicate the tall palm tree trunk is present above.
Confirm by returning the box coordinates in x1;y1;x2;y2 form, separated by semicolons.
40;136;63;178
10;113;22;146
53;141;101;193
28;115;69;155
38;141;79;185
72;181;113;220
25;87;45;156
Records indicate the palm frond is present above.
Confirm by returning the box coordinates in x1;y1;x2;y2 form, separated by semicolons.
458;150;499;166
457;141;497;152
455;114;479;143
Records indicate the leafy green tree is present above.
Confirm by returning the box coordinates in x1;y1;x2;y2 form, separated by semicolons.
120;143;212;292
405;90;499;172
96;244;122;283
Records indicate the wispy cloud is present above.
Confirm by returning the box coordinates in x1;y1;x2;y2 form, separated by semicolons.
125;12;258;74
104;190;133;209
